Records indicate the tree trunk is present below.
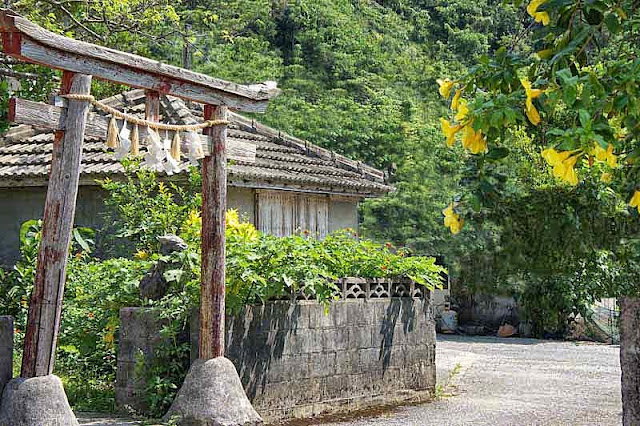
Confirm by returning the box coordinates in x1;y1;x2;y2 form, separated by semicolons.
620;297;640;426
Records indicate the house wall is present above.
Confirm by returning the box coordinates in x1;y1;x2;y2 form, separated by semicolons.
228;187;255;224
117;291;436;421
0;185;360;267
329;197;359;233
0;186;106;267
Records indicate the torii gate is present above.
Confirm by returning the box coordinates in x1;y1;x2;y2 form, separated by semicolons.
0;8;277;420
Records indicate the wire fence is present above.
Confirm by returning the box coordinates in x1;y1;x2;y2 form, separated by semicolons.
585;298;620;344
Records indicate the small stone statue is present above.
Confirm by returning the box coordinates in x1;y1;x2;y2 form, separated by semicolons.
140;235;188;301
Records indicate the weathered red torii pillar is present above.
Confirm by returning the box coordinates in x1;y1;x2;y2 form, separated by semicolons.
0;8;278;422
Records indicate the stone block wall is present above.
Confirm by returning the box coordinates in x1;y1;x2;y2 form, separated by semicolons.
116;308;173;412
117;281;436;421
0;316;13;397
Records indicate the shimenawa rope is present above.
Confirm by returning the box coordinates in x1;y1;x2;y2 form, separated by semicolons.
62;94;229;131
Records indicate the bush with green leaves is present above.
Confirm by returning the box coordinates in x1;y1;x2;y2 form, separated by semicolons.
0;220;147;411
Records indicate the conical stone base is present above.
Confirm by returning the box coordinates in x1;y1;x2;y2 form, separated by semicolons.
0;375;78;426
164;357;263;426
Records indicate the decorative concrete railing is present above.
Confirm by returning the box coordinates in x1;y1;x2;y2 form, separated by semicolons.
116;278;436;421
289;277;427;301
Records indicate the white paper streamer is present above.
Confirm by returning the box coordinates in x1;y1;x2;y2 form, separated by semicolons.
143;127;166;172
185;131;205;166
115;120;131;160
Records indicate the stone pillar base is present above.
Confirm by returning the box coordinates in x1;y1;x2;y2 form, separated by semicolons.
164;357;262;426
0;375;78;426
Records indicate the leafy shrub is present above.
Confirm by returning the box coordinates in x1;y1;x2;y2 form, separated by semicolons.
0;220;147;411
98;161;201;255
172;208;445;312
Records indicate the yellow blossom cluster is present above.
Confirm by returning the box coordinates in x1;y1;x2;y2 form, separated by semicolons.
630;191;640;214
226;209;259;241
438;80;487;155
542;148;580;185
542;142;620;186
591;143;617;168
442;203;464;234
527;0;550;26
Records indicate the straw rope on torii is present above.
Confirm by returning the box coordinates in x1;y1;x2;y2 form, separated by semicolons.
62;93;232;174
62;94;230;131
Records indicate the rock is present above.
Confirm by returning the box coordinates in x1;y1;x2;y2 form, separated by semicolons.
497;324;517;338
0;375;78;426
140;264;169;300
140;235;188;300
164;357;263;426
158;235;188;255
459;324;487;336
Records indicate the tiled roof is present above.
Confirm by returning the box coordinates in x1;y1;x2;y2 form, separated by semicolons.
0;90;392;196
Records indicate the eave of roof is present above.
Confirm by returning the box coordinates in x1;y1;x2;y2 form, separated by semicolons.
0;90;393;197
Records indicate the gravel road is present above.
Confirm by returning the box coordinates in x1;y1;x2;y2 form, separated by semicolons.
319;335;622;426
78;335;623;426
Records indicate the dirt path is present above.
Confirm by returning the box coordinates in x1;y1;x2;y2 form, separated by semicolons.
320;335;622;426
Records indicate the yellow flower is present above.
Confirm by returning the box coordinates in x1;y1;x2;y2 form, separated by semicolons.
542;148;579;185
469;135;487;154
441;118;462;147
527;0;550;25
521;78;544;126
437;79;455;99
454;100;469;122
134;250;148;260
442;204;456;227
552;155;579;186
451;89;462;110
525;103;541;125
225;209;241;228
450;217;464;234
542;147;571;167
442;203;464;235
591;143;617;168
462;124;487;154
601;172;612;183
630;190;640;214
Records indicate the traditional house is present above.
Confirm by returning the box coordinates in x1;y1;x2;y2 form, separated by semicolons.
0;89;392;266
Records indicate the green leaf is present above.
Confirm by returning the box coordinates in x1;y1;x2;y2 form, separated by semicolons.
578;109;590;128
486;147;510;161
72;228;91;253
604;12;621;34
563;85;577;106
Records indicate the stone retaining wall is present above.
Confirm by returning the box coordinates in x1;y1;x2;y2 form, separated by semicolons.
117;281;436;421
0;316;12;397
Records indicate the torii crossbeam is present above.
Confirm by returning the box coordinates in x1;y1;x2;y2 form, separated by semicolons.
0;8;278;384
